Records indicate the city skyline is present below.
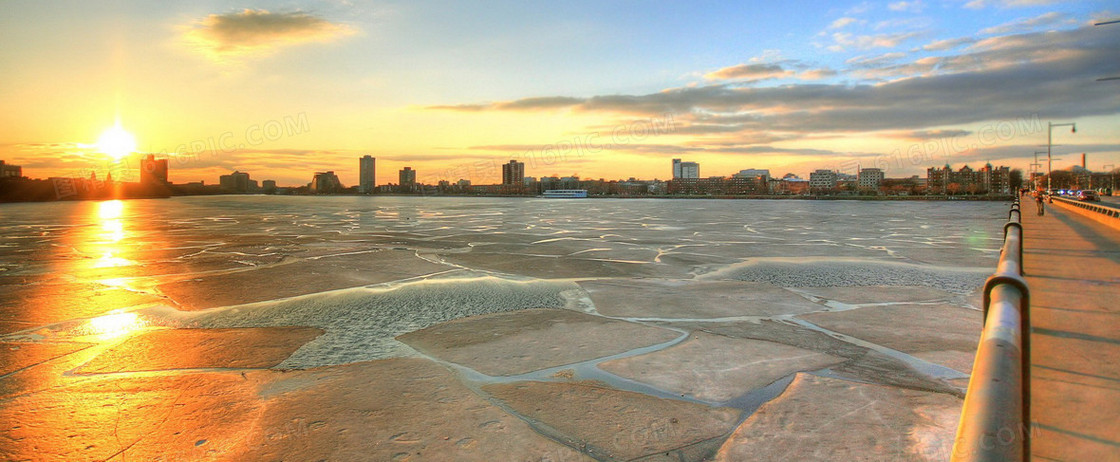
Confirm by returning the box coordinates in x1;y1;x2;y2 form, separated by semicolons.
2;1;1119;187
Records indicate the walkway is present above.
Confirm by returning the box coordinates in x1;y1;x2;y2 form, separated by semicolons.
1021;199;1120;461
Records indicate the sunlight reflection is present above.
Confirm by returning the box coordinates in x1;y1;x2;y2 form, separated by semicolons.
86;199;136;270
98;200;124;220
101;220;125;243
86;309;146;339
94;252;134;268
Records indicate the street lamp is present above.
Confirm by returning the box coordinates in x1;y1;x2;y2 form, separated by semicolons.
1106;164;1116;194
1031;151;1046;190
1048;122;1076;192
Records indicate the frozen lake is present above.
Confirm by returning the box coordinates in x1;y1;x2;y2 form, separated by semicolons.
0;195;1009;460
0;196;1005;366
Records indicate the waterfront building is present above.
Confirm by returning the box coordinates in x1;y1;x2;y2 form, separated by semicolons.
0;160;23;178
978;163;1011;194
219;171;252;193
926;163;1012;194
359;155;376;194
672;158;699;179
310;171;342;194
262;180;277;194
733;169;771;182
857;168;884;191
809;169;837;193
139;154;169;185
501;160;525;185
774;178;810;195
399;167;416;186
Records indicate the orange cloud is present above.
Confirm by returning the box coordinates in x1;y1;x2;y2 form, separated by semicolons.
704;63;793;81
184;9;354;60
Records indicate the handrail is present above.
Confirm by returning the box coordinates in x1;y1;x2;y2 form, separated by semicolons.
1051;195;1120;218
951;199;1031;461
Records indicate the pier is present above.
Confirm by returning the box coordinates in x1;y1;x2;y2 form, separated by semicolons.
954;196;1120;461
1025;198;1120;461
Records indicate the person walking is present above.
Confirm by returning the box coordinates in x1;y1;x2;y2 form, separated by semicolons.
1035;190;1045;216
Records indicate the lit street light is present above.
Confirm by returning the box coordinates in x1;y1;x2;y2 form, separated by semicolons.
1047;122;1076;192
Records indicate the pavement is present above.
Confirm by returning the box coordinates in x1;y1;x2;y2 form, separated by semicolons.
1021;198;1120;461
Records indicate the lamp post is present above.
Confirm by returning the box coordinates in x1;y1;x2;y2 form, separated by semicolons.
1106;164;1116;194
1047;122;1076;192
1031;151;1046;190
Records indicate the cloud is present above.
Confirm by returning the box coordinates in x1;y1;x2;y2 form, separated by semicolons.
827;31;923;52
703;63;793;81
922;36;978;51
184;9;355;59
965;0;1063;9
846;52;908;67
426;96;584;112
980;12;1075;35
891;129;975;140
828;17;862;30
888;1;925;13
426;25;1120;143
797;68;838;80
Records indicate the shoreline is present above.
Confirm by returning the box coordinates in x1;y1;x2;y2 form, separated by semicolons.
0;192;1017;204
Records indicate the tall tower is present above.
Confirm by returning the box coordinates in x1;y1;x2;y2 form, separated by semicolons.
399;167;416;186
359;155;376;194
502;160;525;185
672;158;682;179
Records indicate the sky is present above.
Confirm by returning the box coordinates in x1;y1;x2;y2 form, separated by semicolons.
1;0;1118;187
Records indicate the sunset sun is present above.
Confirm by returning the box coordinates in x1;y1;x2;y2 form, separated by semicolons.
96;123;136;160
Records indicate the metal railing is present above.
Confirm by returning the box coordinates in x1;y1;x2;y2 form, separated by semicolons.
1051;195;1120;218
951;199;1031;461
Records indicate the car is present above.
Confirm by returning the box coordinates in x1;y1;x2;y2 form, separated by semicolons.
1078;190;1100;202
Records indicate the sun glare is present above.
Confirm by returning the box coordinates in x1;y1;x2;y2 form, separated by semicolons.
86;310;145;339
96;123;137;160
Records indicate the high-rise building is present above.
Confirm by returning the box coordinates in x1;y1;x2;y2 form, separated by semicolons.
139;154;169;184
219;171;252;192
501;160;525;185
399;167;416;186
310;171;342;194
672;159;699;179
359;155;376;194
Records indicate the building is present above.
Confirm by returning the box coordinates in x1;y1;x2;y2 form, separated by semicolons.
809;169;837;192
261;180;277;194
774;178;810;195
672;158;699;179
399;167;416;186
667;176;765;195
359;155;376;194
310;171;342;194
139;154;169;184
219;171;252;193
733;169;770;182
857;168;884;191
927;164;1012;194
501;160;525;185
978;163;1011;194
0;160;22;178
